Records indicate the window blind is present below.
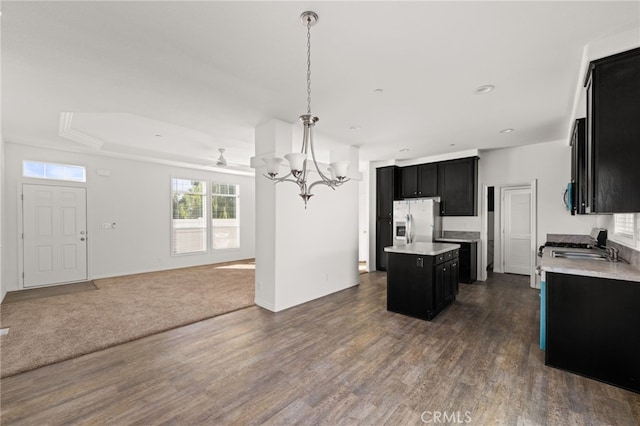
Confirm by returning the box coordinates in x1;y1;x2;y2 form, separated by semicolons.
171;178;207;254
614;213;635;239
211;182;240;250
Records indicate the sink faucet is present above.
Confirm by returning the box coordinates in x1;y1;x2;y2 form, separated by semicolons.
604;246;620;262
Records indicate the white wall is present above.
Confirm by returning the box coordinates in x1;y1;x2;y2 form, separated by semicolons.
3;143;256;292
0;137;5;302
479;140;602;271
358;161;370;264
272;180;359;311
254;119;360;312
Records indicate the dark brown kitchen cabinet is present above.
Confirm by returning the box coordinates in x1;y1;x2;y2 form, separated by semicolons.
376;166;400;220
376;166;400;271
437;157;478;216
570;118;587;215
376;219;393;271
437;254;459;311
401;163;438;198
387;249;459;321
458;241;477;284
545;272;640;393
585;47;640;213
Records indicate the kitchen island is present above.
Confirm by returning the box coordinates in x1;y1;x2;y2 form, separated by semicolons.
384;242;460;321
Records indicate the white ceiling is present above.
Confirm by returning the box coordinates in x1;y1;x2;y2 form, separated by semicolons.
2;1;639;171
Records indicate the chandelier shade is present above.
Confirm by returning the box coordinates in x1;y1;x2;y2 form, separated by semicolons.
261;11;350;207
262;157;283;177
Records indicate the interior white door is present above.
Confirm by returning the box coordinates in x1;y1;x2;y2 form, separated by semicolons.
23;184;88;287
503;187;532;275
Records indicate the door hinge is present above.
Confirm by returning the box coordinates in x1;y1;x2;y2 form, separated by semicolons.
21;194;24;201
22;233;24;239
22;272;25;278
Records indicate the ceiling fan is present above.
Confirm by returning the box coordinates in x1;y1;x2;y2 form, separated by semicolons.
215;148;227;167
204;148;250;172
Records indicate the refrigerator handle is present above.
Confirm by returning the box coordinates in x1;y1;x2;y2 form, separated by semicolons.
406;213;412;244
408;213;415;244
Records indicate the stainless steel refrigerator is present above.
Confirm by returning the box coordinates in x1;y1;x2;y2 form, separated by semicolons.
393;198;442;243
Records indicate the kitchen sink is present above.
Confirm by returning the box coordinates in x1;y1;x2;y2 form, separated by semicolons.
550;250;609;261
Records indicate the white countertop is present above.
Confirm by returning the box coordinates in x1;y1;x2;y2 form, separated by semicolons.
384;242;461;256
538;247;640;283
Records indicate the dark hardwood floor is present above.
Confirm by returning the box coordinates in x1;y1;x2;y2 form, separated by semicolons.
1;272;639;425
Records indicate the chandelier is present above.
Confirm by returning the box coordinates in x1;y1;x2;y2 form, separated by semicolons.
262;11;350;207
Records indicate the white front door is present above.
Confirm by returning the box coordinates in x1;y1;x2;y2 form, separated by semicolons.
503;187;532;275
23;184;88;288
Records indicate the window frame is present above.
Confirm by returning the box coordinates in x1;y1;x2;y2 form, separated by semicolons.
211;182;241;251
22;160;86;183
170;177;242;256
170;177;208;256
611;213;637;247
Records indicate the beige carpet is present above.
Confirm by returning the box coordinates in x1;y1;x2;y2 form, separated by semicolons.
0;260;255;378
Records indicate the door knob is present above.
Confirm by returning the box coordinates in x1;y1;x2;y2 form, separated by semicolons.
80;231;86;235
80;237;86;241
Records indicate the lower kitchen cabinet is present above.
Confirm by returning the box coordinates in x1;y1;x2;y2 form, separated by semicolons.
387;249;459;321
435;239;476;284
545;272;640;393
459;242;477;284
376;219;393;271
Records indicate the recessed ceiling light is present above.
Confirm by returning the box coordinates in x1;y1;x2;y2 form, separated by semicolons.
474;85;495;94
373;88;384;94
449;143;456;147
155;134;162;137
500;128;514;134
399;148;410;152
349;125;361;131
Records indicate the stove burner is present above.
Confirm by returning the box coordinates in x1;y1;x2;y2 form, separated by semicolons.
538;241;593;257
544;241;592;249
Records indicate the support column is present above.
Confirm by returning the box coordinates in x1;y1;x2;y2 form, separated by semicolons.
253;119;293;311
253;119;361;312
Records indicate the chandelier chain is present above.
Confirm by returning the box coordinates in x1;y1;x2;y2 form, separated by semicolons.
262;11;350;207
306;19;312;114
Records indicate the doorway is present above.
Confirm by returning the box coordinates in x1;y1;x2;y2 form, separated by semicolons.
502;186;533;275
482;181;537;287
22;184;88;288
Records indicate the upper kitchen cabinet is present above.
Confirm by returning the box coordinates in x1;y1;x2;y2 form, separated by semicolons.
401;164;438;198
571;118;587;215
376;166;400;219
437;157;479;216
585;47;640;213
376;166;400;271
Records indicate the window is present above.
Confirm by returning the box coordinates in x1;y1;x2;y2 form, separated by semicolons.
613;213;636;245
171;179;207;254
23;160;86;182
211;182;240;249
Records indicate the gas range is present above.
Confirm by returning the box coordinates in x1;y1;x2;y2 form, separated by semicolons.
538;241;593;257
